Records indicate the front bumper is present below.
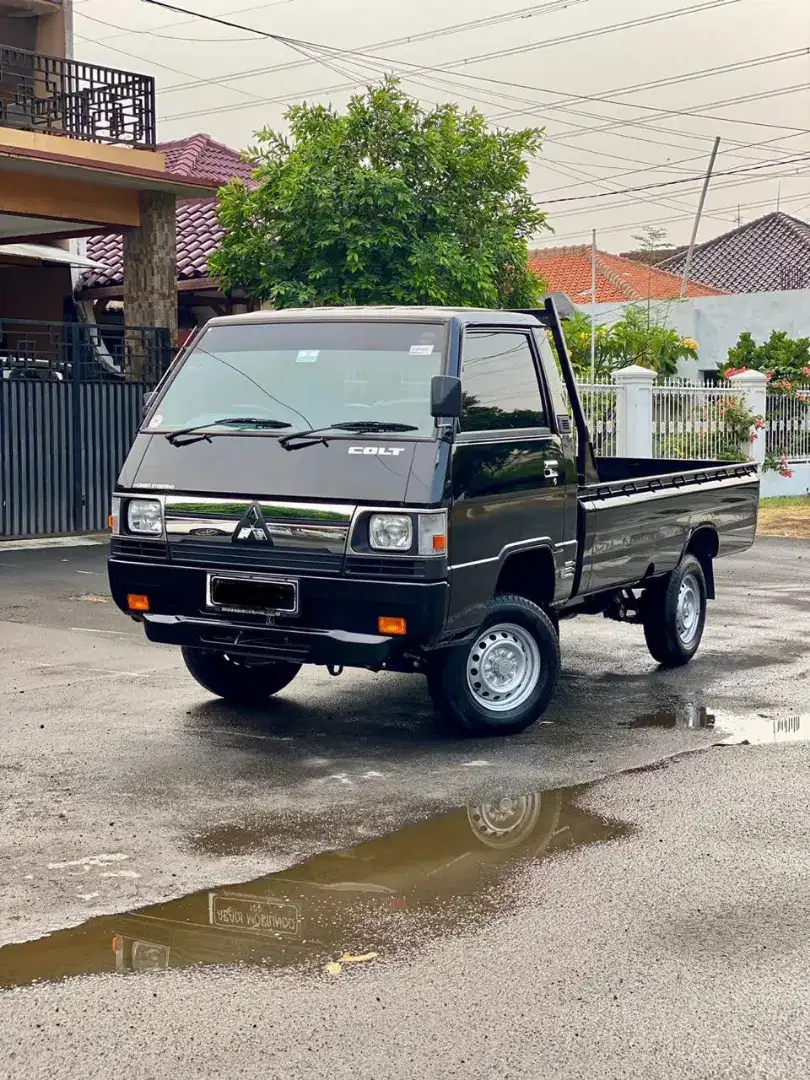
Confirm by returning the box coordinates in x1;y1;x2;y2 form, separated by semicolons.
108;558;449;667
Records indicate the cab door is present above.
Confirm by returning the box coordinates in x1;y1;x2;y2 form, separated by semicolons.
445;326;568;634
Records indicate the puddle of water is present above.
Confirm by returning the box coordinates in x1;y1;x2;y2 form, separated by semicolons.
623;703;810;747
0;788;630;991
621;703;716;730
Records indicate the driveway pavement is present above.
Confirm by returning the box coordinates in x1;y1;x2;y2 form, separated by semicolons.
0;537;808;1078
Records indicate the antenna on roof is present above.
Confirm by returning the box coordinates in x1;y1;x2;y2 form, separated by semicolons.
777;180;781;213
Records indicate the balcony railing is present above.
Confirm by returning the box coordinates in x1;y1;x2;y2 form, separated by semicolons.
0;318;172;385
0;45;156;150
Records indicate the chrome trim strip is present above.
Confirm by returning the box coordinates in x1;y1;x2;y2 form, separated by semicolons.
449;534;552;571
164;495;355;524
579;472;757;510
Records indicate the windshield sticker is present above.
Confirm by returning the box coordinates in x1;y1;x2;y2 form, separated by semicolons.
296;350;320;363
409;344;433;355
148;413;163;429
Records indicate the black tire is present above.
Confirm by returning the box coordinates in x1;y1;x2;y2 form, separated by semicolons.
426;594;560;737
642;554;707;667
181;647;301;704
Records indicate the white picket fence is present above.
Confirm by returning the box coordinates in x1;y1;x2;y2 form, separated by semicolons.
651;383;738;460
765;391;810;461
568;366;810;495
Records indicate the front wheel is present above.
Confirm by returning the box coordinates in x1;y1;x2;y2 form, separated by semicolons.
181;647;301;704
642;555;707;667
427;595;560;737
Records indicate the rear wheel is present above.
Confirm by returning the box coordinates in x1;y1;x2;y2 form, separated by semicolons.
181;647;301;704
427;594;560;737
642;555;707;667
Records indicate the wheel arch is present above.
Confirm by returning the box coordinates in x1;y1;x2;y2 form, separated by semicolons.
493;544;557;610
684;525;719;599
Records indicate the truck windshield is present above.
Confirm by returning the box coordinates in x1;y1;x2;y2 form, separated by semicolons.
148;320;446;437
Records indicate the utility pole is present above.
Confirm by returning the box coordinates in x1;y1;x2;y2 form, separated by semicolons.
680;136;720;300
590;228;597;382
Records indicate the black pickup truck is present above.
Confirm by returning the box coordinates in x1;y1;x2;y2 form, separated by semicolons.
108;298;759;736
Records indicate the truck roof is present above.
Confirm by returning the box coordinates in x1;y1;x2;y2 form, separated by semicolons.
205;306;542;328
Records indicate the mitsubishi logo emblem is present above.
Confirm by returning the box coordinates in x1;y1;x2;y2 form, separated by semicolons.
233;503;273;543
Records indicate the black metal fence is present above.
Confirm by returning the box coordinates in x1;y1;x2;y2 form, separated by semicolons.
0;318;171;385
0;45;156;149
0;320;172;538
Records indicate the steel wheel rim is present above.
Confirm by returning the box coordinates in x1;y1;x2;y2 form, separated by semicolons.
465;622;542;713
676;573;701;645
467;793;543;848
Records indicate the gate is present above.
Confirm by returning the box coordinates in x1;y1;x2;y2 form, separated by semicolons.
0;319;170;539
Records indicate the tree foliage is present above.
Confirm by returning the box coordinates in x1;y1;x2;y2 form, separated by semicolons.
563;305;698;379
720;329;810;390
210;78;548;309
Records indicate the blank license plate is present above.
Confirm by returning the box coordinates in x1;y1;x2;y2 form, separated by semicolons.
209;576;298;615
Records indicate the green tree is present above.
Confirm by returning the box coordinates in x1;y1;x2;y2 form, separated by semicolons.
210;78;548;309
630;224;670;323
720;329;810;389
563;305;698;379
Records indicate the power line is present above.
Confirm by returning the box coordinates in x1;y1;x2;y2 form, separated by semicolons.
301;38;810;149
296;40;810;174
548;169;810;219
149;0;747;123
542;189;810;242
536;153;810;202
88;1;297;43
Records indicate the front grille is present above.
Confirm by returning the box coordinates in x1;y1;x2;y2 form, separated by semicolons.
110;537;169;561
345;556;422;579
168;540;343;575
199;628;312;661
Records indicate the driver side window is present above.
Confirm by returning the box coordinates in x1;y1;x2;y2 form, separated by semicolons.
460;331;547;433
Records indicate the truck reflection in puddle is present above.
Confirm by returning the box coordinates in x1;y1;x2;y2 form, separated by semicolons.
622;704;809;745
0;788;630;990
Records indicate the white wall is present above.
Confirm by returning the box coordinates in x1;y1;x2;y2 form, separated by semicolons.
591;289;810;379
761;461;810;498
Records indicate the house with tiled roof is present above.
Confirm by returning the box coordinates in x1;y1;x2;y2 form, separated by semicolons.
78;133;254;333
656;212;810;293
528;245;723;304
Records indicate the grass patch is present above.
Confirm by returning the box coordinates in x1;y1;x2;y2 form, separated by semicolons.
758;495;810;539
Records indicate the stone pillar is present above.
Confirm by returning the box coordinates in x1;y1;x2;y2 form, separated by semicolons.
729;369;768;467
123;190;177;380
613;364;656;459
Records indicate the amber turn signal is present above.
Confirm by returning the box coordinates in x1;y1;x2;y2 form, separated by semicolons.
127;594;150;612
432;533;447;552
378;616;407;636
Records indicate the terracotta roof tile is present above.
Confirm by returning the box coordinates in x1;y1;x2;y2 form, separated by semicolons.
657;212;810;293
529;245;723;304
81;133;251;289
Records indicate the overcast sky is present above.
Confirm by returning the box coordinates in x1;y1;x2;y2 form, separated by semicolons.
73;0;810;253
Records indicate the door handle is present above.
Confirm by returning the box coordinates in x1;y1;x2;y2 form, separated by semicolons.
543;458;560;480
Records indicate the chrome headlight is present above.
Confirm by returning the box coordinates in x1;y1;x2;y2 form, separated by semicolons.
369;513;413;551
131;940;170;972
127;498;164;536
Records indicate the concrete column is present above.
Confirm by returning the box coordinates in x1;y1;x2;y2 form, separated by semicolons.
123;190;177;378
729;369;768;466
613;364;656;459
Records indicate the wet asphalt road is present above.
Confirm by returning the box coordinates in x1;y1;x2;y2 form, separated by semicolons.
1;537;809;1078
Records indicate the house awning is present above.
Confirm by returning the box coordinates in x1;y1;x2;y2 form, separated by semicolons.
0;242;108;269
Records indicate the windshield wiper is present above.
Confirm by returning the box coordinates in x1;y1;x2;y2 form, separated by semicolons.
279;420;418;450
165;417;292;446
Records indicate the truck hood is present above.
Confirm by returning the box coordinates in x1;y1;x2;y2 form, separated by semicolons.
119;433;443;505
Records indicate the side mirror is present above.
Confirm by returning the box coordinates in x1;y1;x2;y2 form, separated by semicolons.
142;391;155;415
430;375;462;419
